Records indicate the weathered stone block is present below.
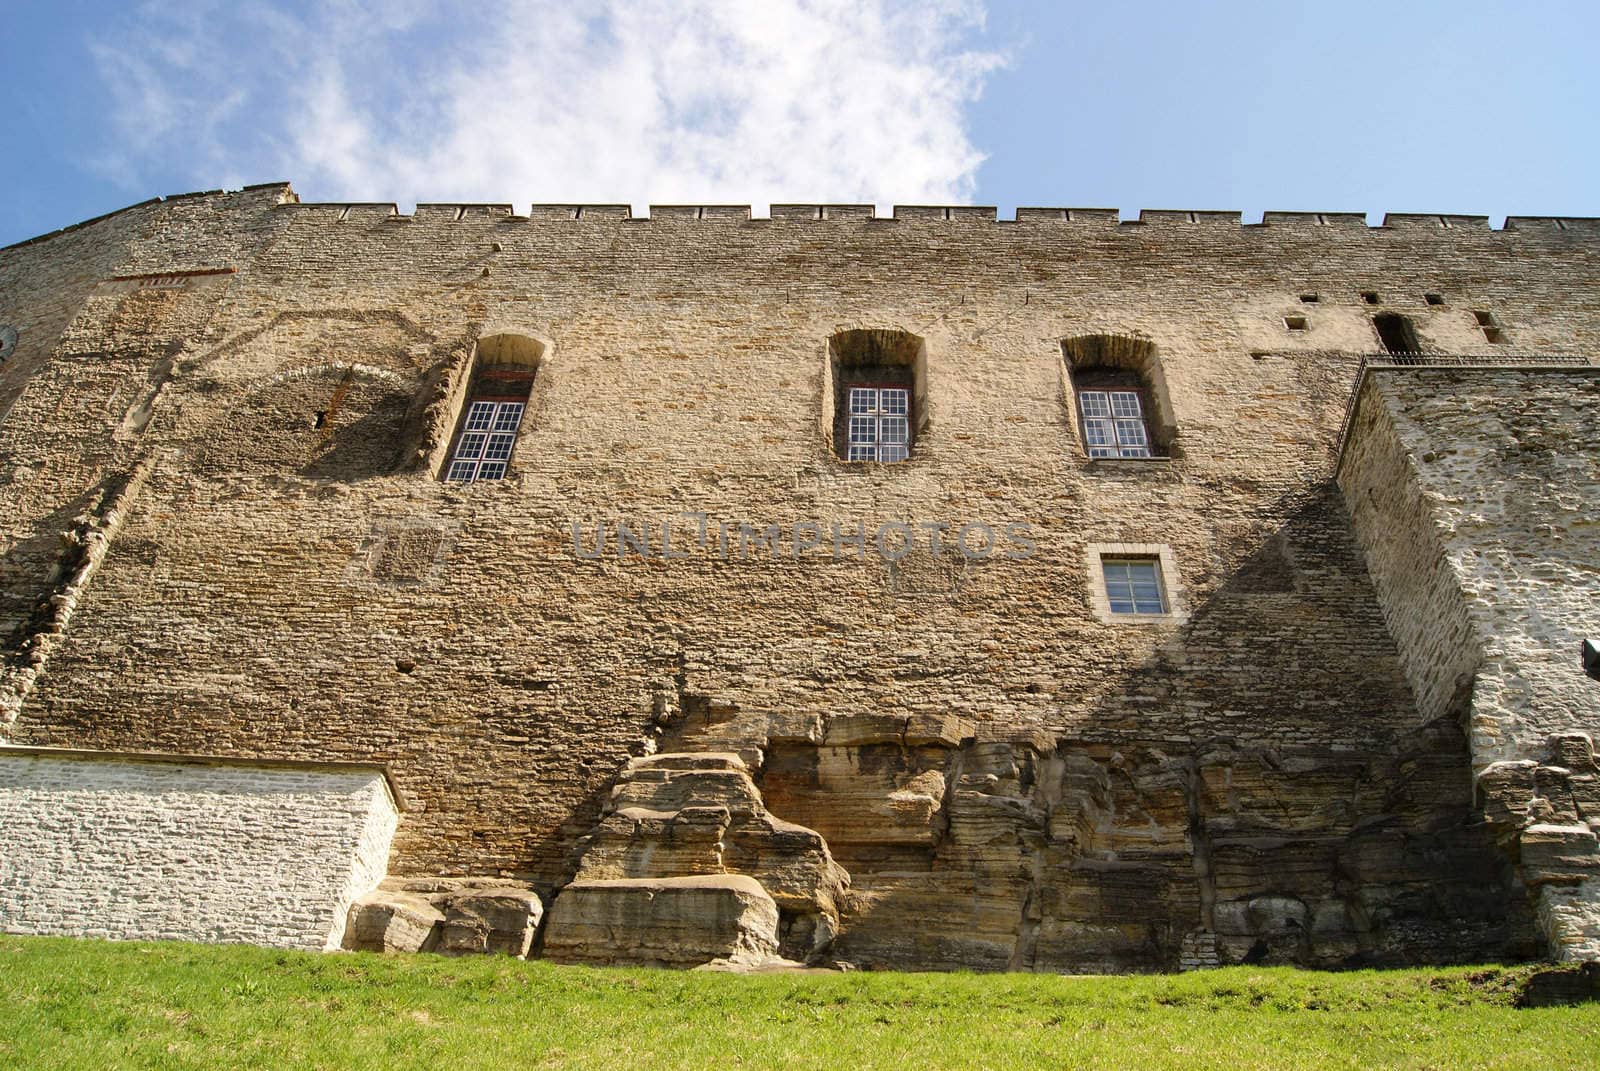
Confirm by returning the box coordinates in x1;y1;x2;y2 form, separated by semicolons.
1476;761;1539;833
1522;824;1600;887
344;892;444;953
541;875;780;968
1549;734;1597;775
573;750;848;924
439;889;544;957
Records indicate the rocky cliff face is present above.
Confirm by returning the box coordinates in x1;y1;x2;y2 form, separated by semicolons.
559;751;848;963
761;713;1530;971
449;700;1531;971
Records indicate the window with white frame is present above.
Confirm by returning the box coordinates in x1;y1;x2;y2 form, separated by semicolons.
846;386;912;462
1101;558;1167;614
1078;388;1152;458
445;398;525;482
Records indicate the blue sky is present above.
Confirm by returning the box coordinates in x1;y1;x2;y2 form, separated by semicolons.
3;1;1597;247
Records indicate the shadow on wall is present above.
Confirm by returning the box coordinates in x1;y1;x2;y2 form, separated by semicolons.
1;491;107;670
756;483;1538;973
190;365;419;481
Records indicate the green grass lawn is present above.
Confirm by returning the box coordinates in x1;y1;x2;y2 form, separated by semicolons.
3;936;1598;1070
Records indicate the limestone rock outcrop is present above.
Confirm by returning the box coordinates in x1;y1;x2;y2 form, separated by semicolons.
344;892;445;954
568;751;849;963
1480;734;1600;962
761;714;1530;972
541;875;781;968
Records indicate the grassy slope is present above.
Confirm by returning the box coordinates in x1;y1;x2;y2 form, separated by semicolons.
3;936;1598;1070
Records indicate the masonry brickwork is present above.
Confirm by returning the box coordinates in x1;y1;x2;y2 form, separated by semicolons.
1340;369;1600;960
0;748;397;949
0;185;1595;970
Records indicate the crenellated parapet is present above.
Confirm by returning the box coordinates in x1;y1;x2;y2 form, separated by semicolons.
9;183;1600;254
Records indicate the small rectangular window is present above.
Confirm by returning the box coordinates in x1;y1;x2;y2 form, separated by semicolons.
1299;293;1319;304
1284;315;1308;331
1373;313;1421;355
1079;389;1151;459
846;386;912;462
1361;291;1381;305
1472;311;1507;344
446;400;525;482
1102;558;1167;615
1424;293;1445;306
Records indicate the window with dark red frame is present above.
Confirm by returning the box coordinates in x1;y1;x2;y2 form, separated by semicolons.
1070;365;1156;459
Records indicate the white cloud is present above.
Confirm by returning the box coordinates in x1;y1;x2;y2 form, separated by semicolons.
90;0;1004;211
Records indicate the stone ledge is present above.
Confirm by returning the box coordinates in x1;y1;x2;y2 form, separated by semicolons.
0;744;406;811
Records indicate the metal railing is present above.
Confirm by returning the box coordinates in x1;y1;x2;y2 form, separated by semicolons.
1355;351;1593;369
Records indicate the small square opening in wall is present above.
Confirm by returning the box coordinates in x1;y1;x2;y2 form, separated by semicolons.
1472;310;1508;344
1425;293;1445;306
1284;315;1308;331
1361;291;1381;305
1299;293;1319;303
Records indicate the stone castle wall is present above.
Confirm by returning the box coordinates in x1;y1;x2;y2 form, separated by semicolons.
1340;368;1600;959
1;188;1595;968
1341;368;1600;765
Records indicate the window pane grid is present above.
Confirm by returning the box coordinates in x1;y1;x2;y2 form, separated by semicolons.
845;386;912;462
1103;560;1167;614
490;403;524;432
482;433;516;461
447;399;525;482
1109;392;1141;418
1079;389;1153;459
